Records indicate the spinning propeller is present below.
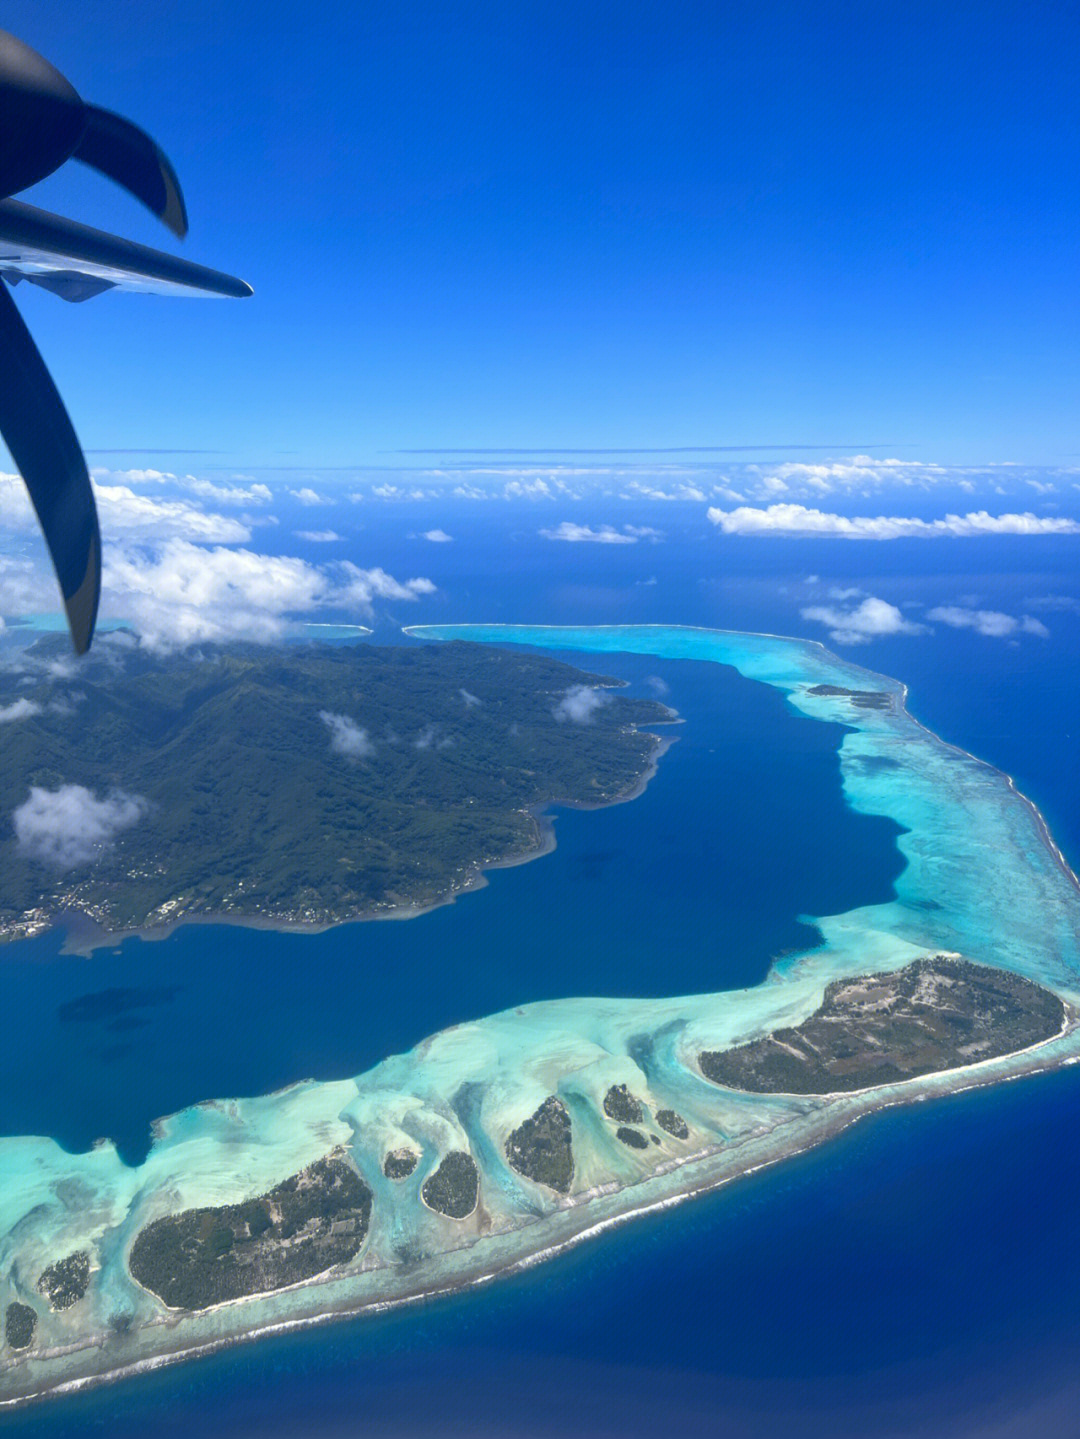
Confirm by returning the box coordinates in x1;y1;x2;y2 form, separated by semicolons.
0;29;251;654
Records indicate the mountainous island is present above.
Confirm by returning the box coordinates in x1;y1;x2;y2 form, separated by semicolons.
0;638;673;942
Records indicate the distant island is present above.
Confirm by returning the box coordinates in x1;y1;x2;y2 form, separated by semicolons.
0;639;673;944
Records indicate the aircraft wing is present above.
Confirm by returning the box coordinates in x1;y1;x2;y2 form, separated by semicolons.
0;198;252;301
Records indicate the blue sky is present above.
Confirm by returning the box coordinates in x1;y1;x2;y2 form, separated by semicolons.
4;0;1079;470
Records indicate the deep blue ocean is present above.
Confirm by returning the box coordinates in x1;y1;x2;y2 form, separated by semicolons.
4;517;1080;1437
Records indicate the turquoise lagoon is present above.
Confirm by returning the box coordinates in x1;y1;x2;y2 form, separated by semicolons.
3;624;1080;1406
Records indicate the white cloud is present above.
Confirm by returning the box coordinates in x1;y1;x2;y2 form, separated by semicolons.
90;467;173;484
801;595;927;645
707;503;1080;540
552;684;610;722
926;606;1050;639
624;482;707;502
422;529;454;543
1;471;250;544
13;784;149;869
0;698;41;723
332;563;435;606
295;530;341;543
99;541;435;652
459;688;481;706
182;478;273;507
290;487;333;506
1024;594;1080;614
540;521;646;544
319;711;375;758
95;485;252;542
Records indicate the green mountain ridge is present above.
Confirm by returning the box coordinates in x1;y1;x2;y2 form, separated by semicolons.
0;639;672;939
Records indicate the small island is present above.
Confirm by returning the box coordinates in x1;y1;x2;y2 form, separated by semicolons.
805;683;893;711
699;956;1066;1094
383;1149;419;1180
37;1252;90;1311
0;639;673;943
420;1152;479;1219
505;1096;575;1193
3;1305;35;1351
128;1154;372;1310
602;1084;645;1124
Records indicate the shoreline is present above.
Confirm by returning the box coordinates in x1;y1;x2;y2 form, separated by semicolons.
49;722;678;958
406;622;1080;896
3;1005;1075;1411
5;623;1080;1409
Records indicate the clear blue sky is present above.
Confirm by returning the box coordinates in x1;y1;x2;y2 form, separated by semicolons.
5;0;1079;469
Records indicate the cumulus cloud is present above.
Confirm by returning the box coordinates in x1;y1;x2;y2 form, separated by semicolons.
623;482;708;502
421;529;454;543
0;698;41;723
552;684;610;722
540;521;661;544
13;784;149;868
319;711;375;758
1;471;250;544
707;503;1080;540
295;530;341;543
333;563;435;606
290;487;333;506
926;606;1050;639
801;595;927;645
182;478;273;507
100;541;436;652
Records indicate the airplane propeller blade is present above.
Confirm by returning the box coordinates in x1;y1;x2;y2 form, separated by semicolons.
73;104;189;238
0;278;101;654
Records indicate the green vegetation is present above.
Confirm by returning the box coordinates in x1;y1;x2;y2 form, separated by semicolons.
615;1127;650;1150
4;1303;36;1349
383;1148;419;1180
128;1154;371;1310
655;1109;689;1139
421;1151;479;1219
37;1250;90;1310
0;639;671;938
700;956;1065;1094
505;1096;574;1193
602;1084;645;1124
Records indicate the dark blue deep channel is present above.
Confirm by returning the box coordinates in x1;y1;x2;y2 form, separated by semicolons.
4;634;1079;1437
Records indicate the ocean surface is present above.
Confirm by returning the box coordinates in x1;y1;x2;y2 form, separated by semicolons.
4;524;1080;1436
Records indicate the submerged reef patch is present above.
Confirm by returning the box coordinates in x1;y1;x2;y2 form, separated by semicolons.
128;1154;371;1310
700;956;1065;1094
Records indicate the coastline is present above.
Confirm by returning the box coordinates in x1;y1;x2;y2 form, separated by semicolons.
4;622;1080;1409
50;723;678;957
4;1002;1076;1411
